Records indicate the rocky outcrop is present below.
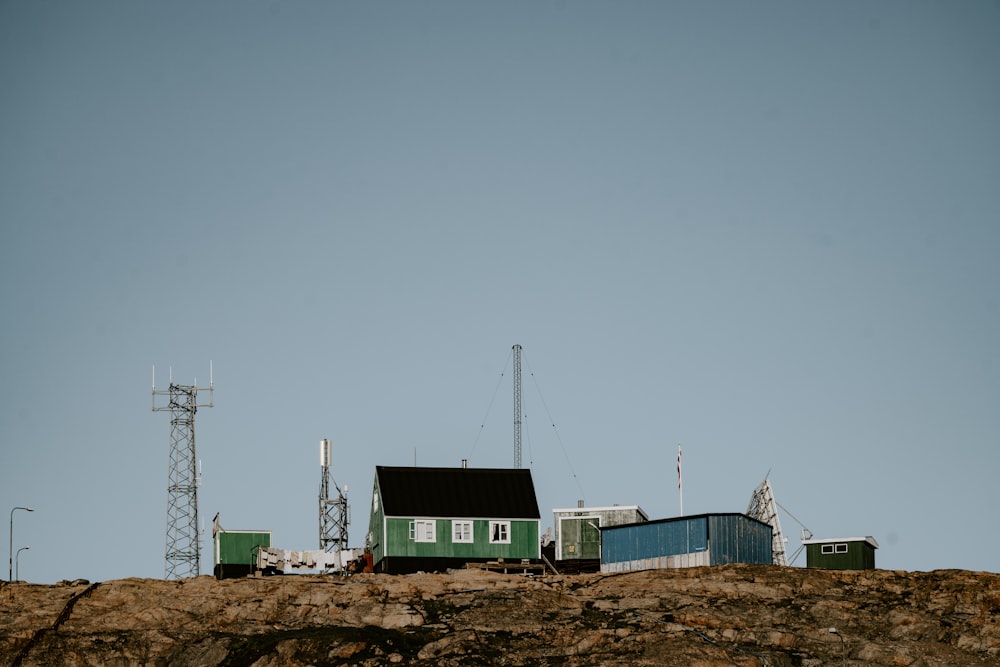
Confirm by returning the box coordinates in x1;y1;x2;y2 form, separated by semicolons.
2;565;999;666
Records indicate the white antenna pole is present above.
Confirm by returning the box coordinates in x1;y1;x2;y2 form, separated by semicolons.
677;444;683;516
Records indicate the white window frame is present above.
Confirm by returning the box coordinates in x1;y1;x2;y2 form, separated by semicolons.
821;544;834;554
489;520;511;544
452;520;473;544
835;543;848;554
409;520;436;543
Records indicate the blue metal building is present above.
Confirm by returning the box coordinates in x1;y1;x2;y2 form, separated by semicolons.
600;513;773;573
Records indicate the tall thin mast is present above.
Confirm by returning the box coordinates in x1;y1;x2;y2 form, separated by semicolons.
513;344;522;469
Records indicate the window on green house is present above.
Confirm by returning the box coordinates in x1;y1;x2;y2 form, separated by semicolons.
452;521;473;543
409;520;436;542
821;544;834;554
835;543;848;553
489;521;510;544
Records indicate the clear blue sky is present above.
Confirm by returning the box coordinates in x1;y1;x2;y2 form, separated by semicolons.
2;1;997;583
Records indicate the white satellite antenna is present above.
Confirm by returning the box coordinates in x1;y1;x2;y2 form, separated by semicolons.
746;475;788;566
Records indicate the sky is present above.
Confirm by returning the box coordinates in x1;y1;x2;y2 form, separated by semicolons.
1;1;998;583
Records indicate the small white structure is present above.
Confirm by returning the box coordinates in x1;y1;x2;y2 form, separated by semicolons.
255;546;360;574
552;503;648;562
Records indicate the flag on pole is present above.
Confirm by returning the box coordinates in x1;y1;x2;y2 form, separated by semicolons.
677;444;684;516
677;445;682;491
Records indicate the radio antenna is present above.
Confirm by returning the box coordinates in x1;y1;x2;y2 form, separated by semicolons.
152;363;215;580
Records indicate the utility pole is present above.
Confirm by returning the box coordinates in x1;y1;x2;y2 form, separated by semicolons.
513;344;522;469
152;364;213;580
319;438;349;571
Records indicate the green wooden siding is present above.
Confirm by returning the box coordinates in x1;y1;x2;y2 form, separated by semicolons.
805;542;876;570
383;517;539;560
368;477;386;566
215;532;271;566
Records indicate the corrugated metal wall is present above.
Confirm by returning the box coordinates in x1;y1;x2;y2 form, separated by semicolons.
601;514;772;572
707;514;772;565
602;551;710;573
601;516;709;566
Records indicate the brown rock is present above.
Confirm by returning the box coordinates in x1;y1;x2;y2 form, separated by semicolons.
2;566;1000;666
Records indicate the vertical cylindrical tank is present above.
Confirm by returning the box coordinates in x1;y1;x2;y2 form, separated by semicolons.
320;438;332;467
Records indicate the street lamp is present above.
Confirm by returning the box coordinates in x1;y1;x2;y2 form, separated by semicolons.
9;506;34;583
829;627;846;667
15;547;29;582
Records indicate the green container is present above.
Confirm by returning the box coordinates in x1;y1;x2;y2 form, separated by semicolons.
214;531;271;566
803;537;878;570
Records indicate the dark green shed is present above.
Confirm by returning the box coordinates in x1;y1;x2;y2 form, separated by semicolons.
802;536;878;570
213;529;271;579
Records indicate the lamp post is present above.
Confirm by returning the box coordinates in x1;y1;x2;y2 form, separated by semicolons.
829;627;846;666
15;547;29;582
9;507;34;583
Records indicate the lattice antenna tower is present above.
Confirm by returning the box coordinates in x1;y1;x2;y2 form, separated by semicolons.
513;344;523;468
746;476;788;566
152;363;214;580
319;438;349;570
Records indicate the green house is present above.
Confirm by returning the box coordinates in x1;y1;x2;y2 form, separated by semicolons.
802;536;879;570
366;466;541;574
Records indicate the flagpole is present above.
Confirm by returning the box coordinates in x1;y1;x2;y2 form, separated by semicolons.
677;444;683;516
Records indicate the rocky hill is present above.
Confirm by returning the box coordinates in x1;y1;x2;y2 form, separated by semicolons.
2;565;999;666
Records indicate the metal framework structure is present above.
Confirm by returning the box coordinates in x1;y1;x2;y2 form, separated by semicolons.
746;477;788;566
319;438;349;569
513;344;523;469
152;366;213;580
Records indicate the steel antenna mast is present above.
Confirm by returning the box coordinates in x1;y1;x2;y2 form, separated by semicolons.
319;438;349;571
746;476;789;567
513;344;523;468
152;363;214;580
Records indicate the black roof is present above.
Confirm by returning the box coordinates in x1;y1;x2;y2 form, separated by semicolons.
375;466;540;519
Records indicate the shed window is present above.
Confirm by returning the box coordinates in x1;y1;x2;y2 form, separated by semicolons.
489;521;511;544
821;544;834;554
835;543;848;553
452;521;473;543
409;520;436;543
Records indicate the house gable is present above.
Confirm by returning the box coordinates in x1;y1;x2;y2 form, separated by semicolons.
368;466;541;573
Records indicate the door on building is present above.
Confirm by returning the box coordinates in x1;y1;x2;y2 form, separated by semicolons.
560;516;601;560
